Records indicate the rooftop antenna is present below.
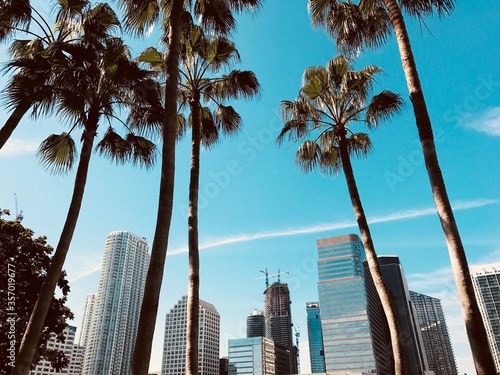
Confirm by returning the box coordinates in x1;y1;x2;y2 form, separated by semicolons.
14;193;23;222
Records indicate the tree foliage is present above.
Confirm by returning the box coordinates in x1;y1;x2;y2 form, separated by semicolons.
0;213;73;374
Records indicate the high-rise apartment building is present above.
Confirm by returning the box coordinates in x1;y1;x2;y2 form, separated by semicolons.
377;256;429;375
264;281;297;374
81;231;150;375
30;325;84;375
470;263;500;372
228;337;275;375
410;291;458;375
306;302;325;373
162;295;220;375
247;309;265;338
78;293;96;348
316;234;391;374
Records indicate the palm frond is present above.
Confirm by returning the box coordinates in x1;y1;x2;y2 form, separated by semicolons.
194;0;236;36
200;115;219;148
347;132;372;158
366;90;404;127
399;0;455;18
125;133;157;169
319;144;342;175
95;127;129;164
205;36;240;71
118;0;160;36
213;104;242;136
0;0;32;41
37;133;76;175
295;140;322;173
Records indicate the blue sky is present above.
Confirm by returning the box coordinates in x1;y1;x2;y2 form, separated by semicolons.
1;1;499;373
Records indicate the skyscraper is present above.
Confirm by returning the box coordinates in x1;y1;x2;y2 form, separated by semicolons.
247;309;265;338
377;256;429;375
29;325;84;375
81;231;150;375
264;281;297;374
79;293;96;347
162;295;220;375
228;337;275;375
306;302;325;373
316;234;391;374
410;291;458;375
470;263;500;372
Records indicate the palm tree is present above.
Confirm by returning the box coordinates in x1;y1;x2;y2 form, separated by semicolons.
14;35;157;375
278;56;406;374
0;0;118;150
178;27;259;374
308;1;495;373
118;2;262;373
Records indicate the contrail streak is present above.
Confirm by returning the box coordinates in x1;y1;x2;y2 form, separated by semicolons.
168;198;498;255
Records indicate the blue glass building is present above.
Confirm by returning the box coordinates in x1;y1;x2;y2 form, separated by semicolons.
316;234;391;374
306;302;325;373
228;337;275;375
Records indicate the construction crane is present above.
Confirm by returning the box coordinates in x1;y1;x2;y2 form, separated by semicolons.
256;269;289;290
294;326;300;373
14;193;23;222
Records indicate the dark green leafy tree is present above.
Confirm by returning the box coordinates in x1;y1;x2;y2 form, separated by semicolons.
0;212;73;375
118;1;262;373
278;56;405;373
0;0;117;150
307;1;494;373
13;21;157;375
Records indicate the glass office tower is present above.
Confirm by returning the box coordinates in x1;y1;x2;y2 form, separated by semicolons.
316;234;391;374
471;263;500;372
228;337;275;375
378;256;429;375
306;302;325;373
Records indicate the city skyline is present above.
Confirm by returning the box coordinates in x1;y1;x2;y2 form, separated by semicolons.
0;1;498;374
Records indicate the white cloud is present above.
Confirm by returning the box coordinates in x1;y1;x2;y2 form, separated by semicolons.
1;138;39;156
169;198;498;255
65;254;103;283
463;107;500;136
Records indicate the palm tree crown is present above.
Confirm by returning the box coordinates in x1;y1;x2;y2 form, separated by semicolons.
278;55;402;172
308;0;454;54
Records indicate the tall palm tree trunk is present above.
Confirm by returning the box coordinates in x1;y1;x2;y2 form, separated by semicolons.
14;124;97;375
186;99;201;375
383;1;496;373
0;101;32;150
129;1;184;374
339;137;407;375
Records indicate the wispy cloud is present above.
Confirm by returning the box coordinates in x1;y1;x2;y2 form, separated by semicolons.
463;107;500;136
66;254;103;283
0;138;39;156
170;198;498;255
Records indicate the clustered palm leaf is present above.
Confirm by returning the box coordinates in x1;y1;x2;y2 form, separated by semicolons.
278;56;402;173
307;1;495;374
0;1;120;150
278;55;407;373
